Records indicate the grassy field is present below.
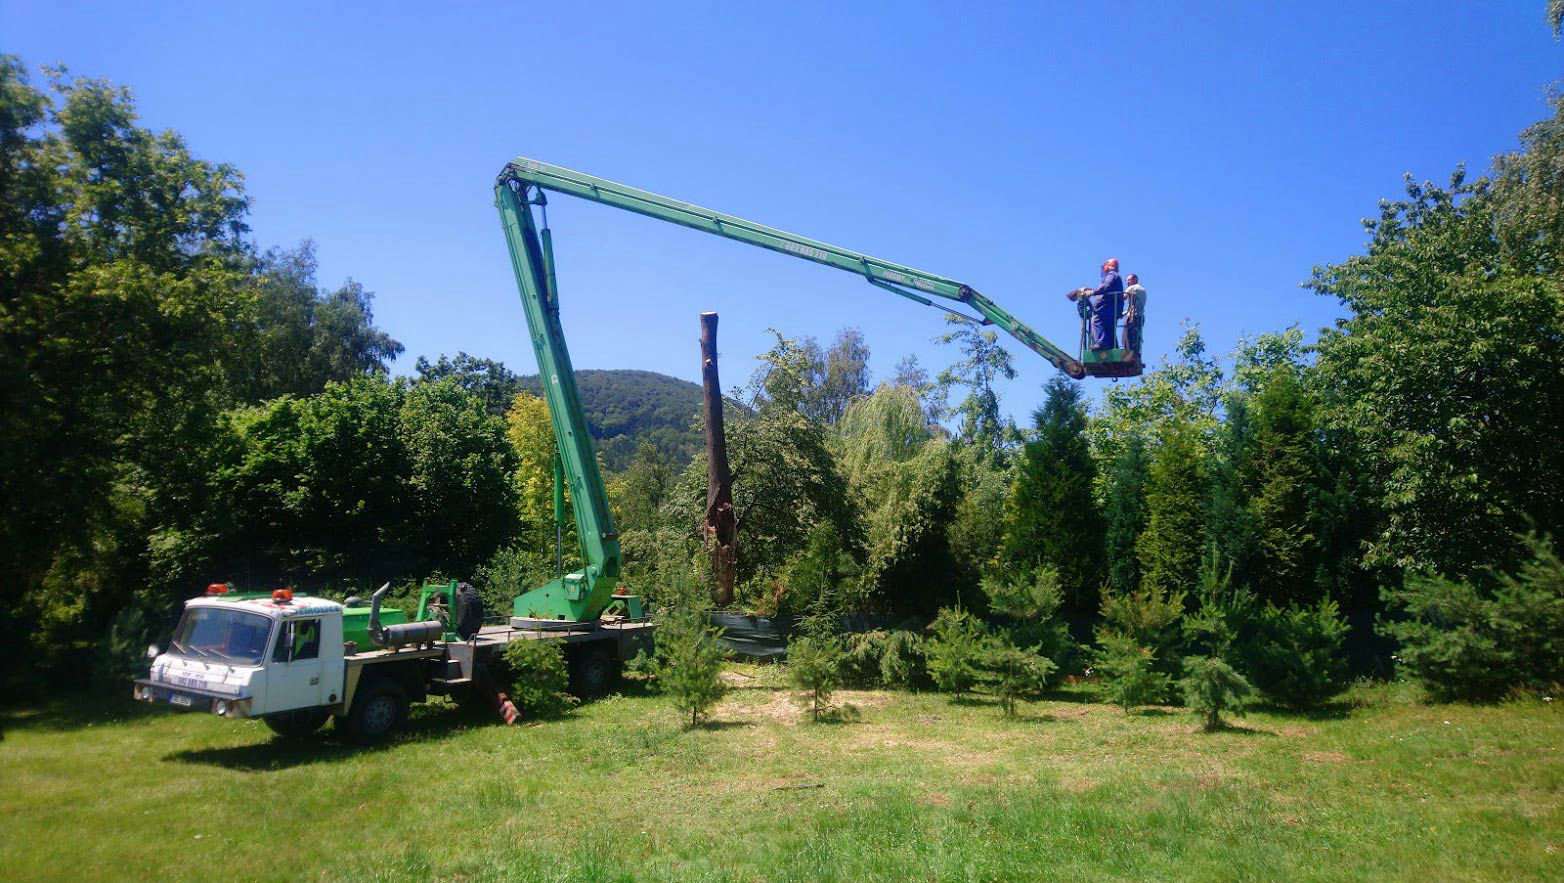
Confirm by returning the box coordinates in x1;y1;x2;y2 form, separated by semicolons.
1;670;1560;881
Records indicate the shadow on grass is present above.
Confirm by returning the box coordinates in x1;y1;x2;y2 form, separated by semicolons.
1036;689;1097;706
2;692;157;734
1250;700;1355;721
1003;712;1064;725
949;695;997;708
162;709;474;771
164;738;368;771
694;719;755;731
1206;721;1279;737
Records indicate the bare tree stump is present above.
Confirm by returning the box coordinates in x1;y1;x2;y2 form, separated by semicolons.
701;312;737;606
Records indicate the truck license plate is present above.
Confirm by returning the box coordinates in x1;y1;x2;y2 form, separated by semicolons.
169;693;193;707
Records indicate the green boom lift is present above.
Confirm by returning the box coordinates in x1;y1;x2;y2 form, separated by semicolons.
494;158;1138;624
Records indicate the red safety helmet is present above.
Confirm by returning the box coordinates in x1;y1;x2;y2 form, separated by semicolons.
1102;257;1120;272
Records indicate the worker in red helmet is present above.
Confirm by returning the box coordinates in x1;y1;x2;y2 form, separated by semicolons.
1068;258;1123;350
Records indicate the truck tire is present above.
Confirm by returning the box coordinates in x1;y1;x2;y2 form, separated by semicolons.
343;678;408;744
568;645;616;699
455;582;484;640
262;708;330;738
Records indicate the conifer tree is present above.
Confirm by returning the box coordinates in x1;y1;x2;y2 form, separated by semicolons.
787;628;845;721
1002;377;1104;611
1103;434;1150;595
1240;365;1321;606
1206;396;1260;589
1137;419;1208;598
651;609;729;726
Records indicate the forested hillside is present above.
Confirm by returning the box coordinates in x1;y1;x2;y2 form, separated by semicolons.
520;369;706;472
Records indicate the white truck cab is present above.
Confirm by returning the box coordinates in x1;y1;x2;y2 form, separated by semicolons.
135;590;347;721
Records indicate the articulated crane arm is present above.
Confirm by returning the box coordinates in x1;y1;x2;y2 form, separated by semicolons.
500;158;1086;379
494;157;1084;623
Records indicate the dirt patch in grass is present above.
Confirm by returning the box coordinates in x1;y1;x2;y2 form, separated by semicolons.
1303;750;1351;764
735;690;802;726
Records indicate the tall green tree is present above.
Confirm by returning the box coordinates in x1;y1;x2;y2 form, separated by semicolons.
240;242;403;401
935;314;1017;461
415;351;520;417
839;384;962;613
1002;377;1104;611
1137;418;1208;598
1103;433;1151;595
399;378;522;575
610;439;674;533
1239;364;1321;606
1206;395;1261;590
1311;162;1564;577
818;327;871;425
1087;324;1224;477
1;60;253;644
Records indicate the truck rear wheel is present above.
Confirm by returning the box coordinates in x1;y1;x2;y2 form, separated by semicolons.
262;708;330;738
343;678;408;744
568;646;616;698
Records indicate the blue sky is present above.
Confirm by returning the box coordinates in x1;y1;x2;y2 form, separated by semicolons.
5;1;1561;421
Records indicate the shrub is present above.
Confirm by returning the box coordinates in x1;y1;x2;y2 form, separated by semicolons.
842;628;928;690
1097;581;1186;682
500;639;577;718
1182;545;1254;659
1237;598;1350;709
649;609;729;726
788;632;845;721
877;629;928;690
843;630;890;687
1181;655;1253;731
1095;631;1173;712
93;603;154;690
472;545;551;619
984;567;1076;677
926;608;987;695
983;566;1064;621
1382;533;1564;701
982;640;1056;718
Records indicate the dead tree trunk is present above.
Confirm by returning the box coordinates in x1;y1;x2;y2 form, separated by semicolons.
700;311;737;607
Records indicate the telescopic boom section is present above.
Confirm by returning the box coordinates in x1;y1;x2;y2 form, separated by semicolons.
497;158;1086;379
495;181;621;622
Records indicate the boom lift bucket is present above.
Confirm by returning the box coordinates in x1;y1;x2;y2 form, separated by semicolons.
1075;295;1143;379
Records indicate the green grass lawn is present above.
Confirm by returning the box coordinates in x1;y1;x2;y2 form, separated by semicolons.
2;670;1559;881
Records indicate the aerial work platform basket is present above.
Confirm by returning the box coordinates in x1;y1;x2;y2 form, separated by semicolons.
1071;290;1144;379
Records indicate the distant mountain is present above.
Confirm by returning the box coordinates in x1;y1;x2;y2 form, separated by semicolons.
520;369;708;472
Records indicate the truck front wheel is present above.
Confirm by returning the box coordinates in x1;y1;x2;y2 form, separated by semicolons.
262;708;330;738
343;679;408;744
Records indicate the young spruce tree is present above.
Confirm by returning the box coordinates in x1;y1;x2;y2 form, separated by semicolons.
787;625;846;722
651;609;729;726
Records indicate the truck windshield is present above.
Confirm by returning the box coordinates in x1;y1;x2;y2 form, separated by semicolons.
168;607;273;666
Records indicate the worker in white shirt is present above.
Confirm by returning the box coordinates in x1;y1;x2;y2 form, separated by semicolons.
1122;274;1147;359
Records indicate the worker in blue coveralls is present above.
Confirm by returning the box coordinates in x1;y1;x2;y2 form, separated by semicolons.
1066;258;1124;350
